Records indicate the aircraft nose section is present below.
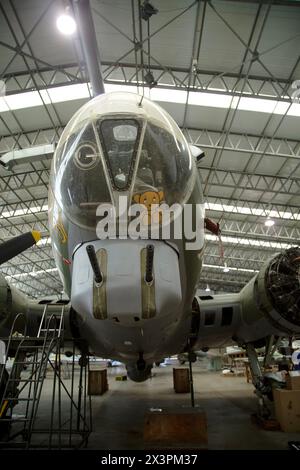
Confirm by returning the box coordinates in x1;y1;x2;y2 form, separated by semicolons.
70;240;182;324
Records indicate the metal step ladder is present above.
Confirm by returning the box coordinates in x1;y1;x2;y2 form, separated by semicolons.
0;306;65;447
37;304;64;339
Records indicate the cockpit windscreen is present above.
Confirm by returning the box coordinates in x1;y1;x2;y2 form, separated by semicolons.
98;119;141;190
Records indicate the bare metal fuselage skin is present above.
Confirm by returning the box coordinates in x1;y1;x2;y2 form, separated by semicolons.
49;92;204;371
1;94;299;384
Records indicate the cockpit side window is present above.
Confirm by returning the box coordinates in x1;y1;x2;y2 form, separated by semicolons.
98;119;141;190
133;122;193;206
53;121;112;229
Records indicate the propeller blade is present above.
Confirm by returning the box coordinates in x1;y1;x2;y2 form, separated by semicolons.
0;231;41;265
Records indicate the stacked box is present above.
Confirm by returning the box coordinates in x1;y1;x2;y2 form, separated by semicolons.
273;388;300;432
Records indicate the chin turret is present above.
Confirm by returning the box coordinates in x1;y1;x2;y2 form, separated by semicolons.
126;363;153;382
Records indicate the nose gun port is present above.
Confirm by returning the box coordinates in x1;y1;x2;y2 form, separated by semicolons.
71;240;182;324
86;244;103;284
145;244;154;283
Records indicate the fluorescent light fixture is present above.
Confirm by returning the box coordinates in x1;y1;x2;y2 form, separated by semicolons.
0;204;48;219
223;262;230;273
180;90;300;116
288;103;300;117
205;202;300;222
105;83;138;94
237;97;289;115
1;83;300;117
6;267;58;280
188;91;234;109
203;263;259;274
41;84;90;103
37;237;51;246
150;88;188;104
0;84;90;112
264;217;275;227
205;233;293;250
1;91;43;111
56;13;76;36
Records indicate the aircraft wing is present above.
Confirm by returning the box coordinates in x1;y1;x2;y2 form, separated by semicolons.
191;247;300;351
0;232;71;340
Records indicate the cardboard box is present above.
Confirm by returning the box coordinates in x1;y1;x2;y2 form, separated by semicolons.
286;372;300;390
273;389;300;432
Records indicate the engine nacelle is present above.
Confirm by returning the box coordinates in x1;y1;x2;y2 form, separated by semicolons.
0;274;72;340
237;247;300;342
192;247;300;349
0;273;11;333
262;247;300;328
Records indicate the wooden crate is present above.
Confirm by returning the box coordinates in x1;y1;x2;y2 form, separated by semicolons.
144;409;207;446
273;389;300;432
173;368;190;393
88;369;108;395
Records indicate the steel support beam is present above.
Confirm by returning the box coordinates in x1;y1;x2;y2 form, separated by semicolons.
200;169;300;200
0;144;54;170
73;0;105;96
185;128;300;160
1;61;295;100
1;126;299;161
205;195;300;220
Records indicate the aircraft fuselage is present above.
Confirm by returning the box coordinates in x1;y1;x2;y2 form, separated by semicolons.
49;92;204;379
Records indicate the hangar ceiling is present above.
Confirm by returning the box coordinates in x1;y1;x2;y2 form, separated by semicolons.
0;0;299;298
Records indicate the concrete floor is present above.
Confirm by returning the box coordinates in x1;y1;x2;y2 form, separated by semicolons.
4;362;300;449
87;364;300;450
